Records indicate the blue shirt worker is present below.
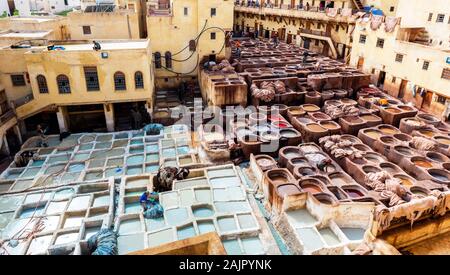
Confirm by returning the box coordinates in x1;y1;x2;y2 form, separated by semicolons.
140;191;150;211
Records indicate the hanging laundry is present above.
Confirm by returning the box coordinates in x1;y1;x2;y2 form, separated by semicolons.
384;17;399;33
326;8;338;18
370;15;384;30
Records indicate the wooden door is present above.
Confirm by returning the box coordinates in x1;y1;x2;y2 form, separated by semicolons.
357;57;364;70
287;33;293;44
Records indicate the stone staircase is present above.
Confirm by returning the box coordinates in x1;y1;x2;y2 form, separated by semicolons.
352;0;364;10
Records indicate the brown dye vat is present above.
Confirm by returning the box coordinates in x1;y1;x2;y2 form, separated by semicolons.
341;98;357;106
362;165;382;174
385;107;401;114
397;105;415;112
267;171;292;184
394;175;414;187
306;123;327;132
309;112;331;122
344;189;364;198
364;152;384;163
379;136;395;144
393;133;412;142
378;126;399;135
394;146;414;156
364;129;383;139
360;114;380;121
274;184;302;209
302;104;320;112
434;136;450;145
353;144;371;152
311;175;331;186
418;129;435;137
379;162;400;173
320;121;340;129
279;146;303;167
417;113;440;126
329;172;349;186
313;193;337;205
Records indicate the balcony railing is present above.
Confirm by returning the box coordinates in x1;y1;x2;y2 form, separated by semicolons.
12;93;34;109
0;110;15;127
147;2;172;16
235;1;359;16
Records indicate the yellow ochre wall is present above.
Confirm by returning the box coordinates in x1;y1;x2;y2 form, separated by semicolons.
146;0;234;88
17;40;154;118
0;16;69;40
67;10;142;40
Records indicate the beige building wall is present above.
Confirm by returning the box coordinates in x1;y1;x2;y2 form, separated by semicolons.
67;9;141;40
0;47;34;104
22;40;153;110
350;9;450;118
146;0;234;88
0;16;69;40
234;0;358;59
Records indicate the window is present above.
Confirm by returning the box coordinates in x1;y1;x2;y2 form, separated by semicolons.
389;6;394;12
83;67;100;91
436;14;445;23
57;75;70;94
154;52;162;69
165;51;172;69
184;7;188;16
335;25;339;32
442;68;450;80
10;74;25;86
392;76;396;83
134;71;144;89
36;75;48;93
428;13;433;21
437;95;446;104
210;32;216;40
422;61;430;70
395;54;403;63
114;72;126;90
82;26;91;35
211;8;216;17
64;0;68;5
359;34;366;44
376;38;384;48
371;68;375;74
315;39;319;46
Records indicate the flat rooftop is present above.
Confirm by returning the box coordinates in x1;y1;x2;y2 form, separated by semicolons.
4;16;58;23
0;31;52;39
52;40;149;51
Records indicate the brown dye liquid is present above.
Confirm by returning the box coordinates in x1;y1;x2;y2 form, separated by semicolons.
419;130;434;137
436;137;450;145
302;185;321;194
270;175;288;184
365;130;382;139
379;127;397;134
396;177;413;187
321;122;338;129
360;115;377;121
346;190;363;198
291;110;305;115
308;124;326;132
303;106;318;112
413;160;433;168
386;108;401;114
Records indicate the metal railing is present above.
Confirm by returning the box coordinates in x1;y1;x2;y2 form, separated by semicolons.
12;93;34;109
235;2;359;15
0;110;15;127
147;2;172;16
